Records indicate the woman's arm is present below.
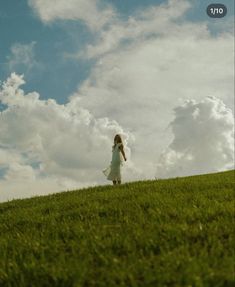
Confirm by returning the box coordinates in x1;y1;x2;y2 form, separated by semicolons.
119;144;127;161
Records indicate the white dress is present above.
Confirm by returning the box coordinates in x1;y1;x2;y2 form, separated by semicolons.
103;143;123;181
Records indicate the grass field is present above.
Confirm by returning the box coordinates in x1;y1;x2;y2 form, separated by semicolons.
0;170;234;287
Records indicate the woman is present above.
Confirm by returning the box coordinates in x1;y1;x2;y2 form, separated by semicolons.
103;134;127;185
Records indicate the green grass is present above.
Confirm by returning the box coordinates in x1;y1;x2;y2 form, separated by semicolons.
0;170;234;287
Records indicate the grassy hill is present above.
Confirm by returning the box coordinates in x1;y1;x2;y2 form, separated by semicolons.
0;170;234;287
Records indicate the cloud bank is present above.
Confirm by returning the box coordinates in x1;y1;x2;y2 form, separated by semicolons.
70;0;234;179
0;73;136;202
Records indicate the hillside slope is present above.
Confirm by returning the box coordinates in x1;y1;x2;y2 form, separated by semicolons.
0;170;234;287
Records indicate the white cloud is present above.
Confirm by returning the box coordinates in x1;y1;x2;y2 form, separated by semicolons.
28;0;115;31
69;2;233;178
0;147;22;167
7;42;40;73
156;97;234;178
4;163;36;181
78;0;191;59
0;176;91;202
0;73;136;202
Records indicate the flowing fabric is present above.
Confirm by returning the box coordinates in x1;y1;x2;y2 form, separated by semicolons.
103;143;124;181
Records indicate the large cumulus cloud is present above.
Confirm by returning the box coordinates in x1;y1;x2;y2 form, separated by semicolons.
156;97;234;178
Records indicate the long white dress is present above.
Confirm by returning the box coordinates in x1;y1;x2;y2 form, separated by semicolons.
103;143;123;181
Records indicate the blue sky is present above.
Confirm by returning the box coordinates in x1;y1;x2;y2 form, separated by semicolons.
0;0;234;201
0;0;233;104
0;0;92;103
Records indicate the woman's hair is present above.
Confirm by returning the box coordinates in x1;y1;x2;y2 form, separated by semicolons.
113;134;123;149
114;134;122;144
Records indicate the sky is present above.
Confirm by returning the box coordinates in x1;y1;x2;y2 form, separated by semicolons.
0;0;234;202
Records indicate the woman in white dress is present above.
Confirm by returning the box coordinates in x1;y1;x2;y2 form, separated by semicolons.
103;134;127;185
